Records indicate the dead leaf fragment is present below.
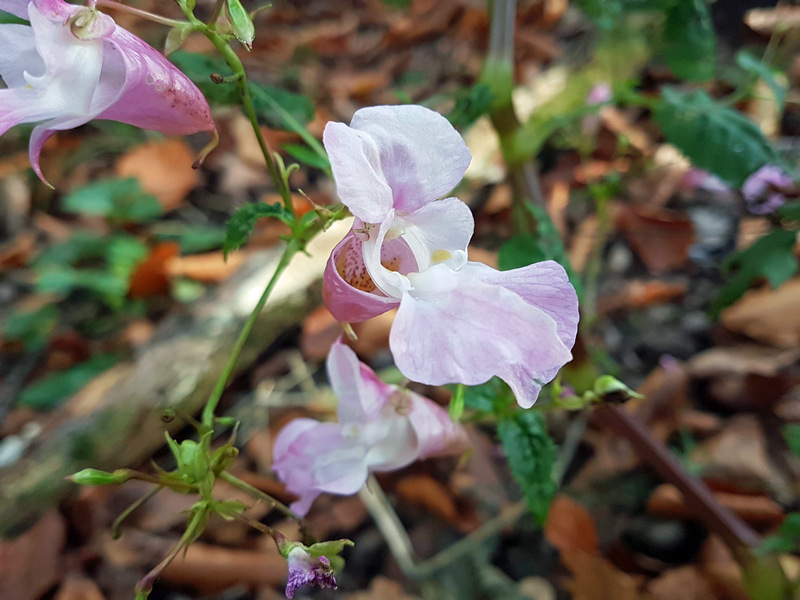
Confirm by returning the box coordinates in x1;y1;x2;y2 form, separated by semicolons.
55;574;106;600
721;279;800;348
647;566;716;600
115;139;199;211
545;495;599;555
561;549;641;600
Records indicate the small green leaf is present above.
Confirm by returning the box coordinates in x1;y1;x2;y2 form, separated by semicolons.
736;50;787;114
497;411;557;524
165;23;193;56
3;304;59;350
226;0;255;49
761;512;800;554
654;88;779;186
712;228;798;317
782;424;800;456
248;82;315;130
152;223;226;254
447;83;494;129
17;354;119;410
662;0;715;82
462;378;506;414
62;178;163;223
498;233;546;271
223;202;292;257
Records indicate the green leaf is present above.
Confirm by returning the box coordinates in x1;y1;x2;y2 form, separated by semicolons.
761;512;800;554
662;0;715;82
151;223;227;254
654;88;779;186
447;83;494;129
782;424;800;456
711;228;798;317
170;51;239;104
778;201;800;222
283;143;331;171
36;268;129;303
223;202;292;257
736;50;787;114
62;178;163;223
17;354;119;410
3;304;59;350
0;10;27;24
164;24;193;56
34;232;110;268
498;234;547;271
248;82;315;130
497;411;557;524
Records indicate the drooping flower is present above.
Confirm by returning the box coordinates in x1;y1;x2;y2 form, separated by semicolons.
272;338;467;515
322;105;579;408
742;164;794;215
284;547;337;599
0;0;215;183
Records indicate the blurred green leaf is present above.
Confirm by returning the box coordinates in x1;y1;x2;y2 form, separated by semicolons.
462;378;510;414
283;143;331;171
34;232;110;268
782;424;800;456
761;512;800;554
711;228;798;317
736;50;787;114
223;202;292;257
151;223;226;254
17;354;119;410
662;0;715;82
654;88;778;186
3;304;59;350
62;178;163;223
448;83;494;129
36;268;129;306
170;51;239;105
498;411;557;525
577;0;677;28
0;10;27;24
778;201;800;222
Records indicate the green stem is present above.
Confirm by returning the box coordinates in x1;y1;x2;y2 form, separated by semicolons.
112;486;163;539
207;0;226;25
201;239;301;428
220;472;310;532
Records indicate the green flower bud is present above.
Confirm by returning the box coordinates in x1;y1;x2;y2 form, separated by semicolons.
226;0;255;50
68;468;129;486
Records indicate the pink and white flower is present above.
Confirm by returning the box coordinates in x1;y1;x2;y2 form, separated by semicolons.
272;338;467;515
0;0;215;183
742;164;794;215
322;105;579;408
284;547;337;599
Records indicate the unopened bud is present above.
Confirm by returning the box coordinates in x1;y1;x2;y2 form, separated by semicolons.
68;468;129;486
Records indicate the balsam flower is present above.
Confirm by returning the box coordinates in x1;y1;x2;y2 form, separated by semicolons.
272;338;467;515
285;547;337;598
322;105;579;408
0;0;215;183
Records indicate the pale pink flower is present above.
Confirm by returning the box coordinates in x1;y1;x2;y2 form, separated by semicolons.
742;164;794;215
272;338;467;515
0;0;215;183
586;82;612;106
322;105;579;408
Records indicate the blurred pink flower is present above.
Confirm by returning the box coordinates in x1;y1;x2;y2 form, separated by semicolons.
586;82;612;106
742;164;794;215
272;338;467;515
0;0;214;183
322;105;579;408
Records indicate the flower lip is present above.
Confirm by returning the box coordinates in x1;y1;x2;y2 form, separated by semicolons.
285;547;337;599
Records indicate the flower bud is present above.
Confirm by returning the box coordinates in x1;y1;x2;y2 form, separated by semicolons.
69;468;129;486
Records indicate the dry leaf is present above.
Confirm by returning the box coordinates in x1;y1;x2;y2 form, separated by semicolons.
561;549;641;600
394;474;462;529
55;574;106;600
721;279;800;348
166;251;245;283
128;242;180;298
0;510;66;600
115;139;199;211
647;566;717;600
616;205;694;274
545;495;599;555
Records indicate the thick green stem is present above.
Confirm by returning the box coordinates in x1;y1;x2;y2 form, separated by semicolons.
201;239;301;428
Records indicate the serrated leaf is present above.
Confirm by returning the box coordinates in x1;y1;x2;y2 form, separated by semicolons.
498;411;557;524
662;0;715;82
654;88;779;186
711;228;798;317
17;354;119;410
62;178;163;223
223;202;292;257
736;50;787;114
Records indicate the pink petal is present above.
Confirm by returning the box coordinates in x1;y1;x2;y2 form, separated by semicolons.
407;391;469;458
94;27;214;134
390;263;574;408
323;105;471;220
0;0;31;19
326;338;395;423
0;24;40;88
322;232;400;323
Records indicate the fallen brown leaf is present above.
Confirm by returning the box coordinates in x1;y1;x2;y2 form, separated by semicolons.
616;205;694;274
166;251;245;283
561;548;641;600
721;279;800;348
545;494;599;555
0;510;66;600
128;242;180;298
115;139;199;211
55;574;106;600
394;474;461;529
646;566;717;600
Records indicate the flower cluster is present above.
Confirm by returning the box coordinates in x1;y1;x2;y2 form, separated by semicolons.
0;0;214;183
